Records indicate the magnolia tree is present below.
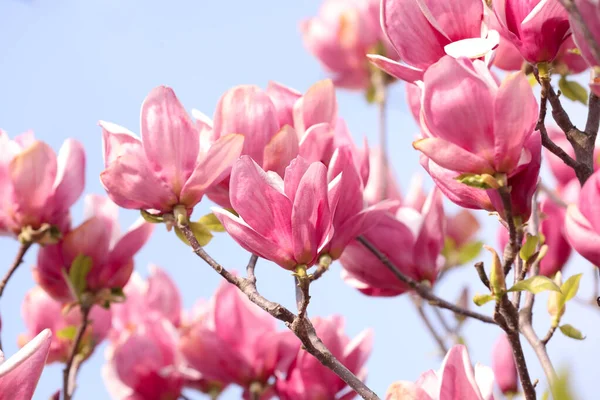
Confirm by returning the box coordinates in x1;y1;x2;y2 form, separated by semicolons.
2;0;600;399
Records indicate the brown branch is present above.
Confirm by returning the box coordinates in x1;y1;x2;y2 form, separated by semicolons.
246;254;258;286
177;224;380;400
62;305;92;400
541;325;558;346
356;236;496;325
0;241;32;297
497;186;520;276
474;262;491;289
412;296;448;355
294;273;311;320
560;0;600;65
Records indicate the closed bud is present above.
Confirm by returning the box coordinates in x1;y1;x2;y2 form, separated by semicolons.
485;245;506;297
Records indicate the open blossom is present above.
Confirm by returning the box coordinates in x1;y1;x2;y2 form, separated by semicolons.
100;85;244;215
0;329;52;400
493;0;571;64
492;334;518;396
570;0;600;94
179;281;298;396
300;0;393;89
386;345;495;400
19;286;112;363
369;0;499;84
214;156;340;269
340;188;445;297
414;56;538;177
0;130;85;238
565;169;600;266
103;317;190;400
276;316;372;400
498;196;571;276
33;195;154;302
110;265;182;339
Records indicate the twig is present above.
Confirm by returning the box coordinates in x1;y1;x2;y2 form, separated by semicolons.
541;325;558;346
356;236;496;325
0;241;32;297
295;273;311;320
246;254;258;286
474;262;491;289
412;296;448;355
62;305;92;400
560;0;600;65
497;186;519;276
177;223;380;400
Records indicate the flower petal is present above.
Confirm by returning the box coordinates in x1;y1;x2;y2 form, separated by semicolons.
413;138;494;174
266;81;302;127
51;139;85;213
367;55;424;84
293;80;337;136
263;125;299;176
565;204;600;267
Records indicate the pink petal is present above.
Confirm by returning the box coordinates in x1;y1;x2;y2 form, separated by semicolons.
493;72;538;172
100;121;142;166
0;329;52;400
51;139;85;213
84;194;120;244
109;218;154;267
293;80;337;136
386;381;433;400
266;81;301;127
212;85;279;166
62;217;112;269
577;170;600;232
343;329;373;375
413;138;494;174
179;133;244;208
140;86;199;192
412;189;445;280
263;125;299;176
565;204;600;267
367;55;424;84
438;345;484;400
212;208;296;269
146;266;182;327
283;156;311;204
298;122;336;164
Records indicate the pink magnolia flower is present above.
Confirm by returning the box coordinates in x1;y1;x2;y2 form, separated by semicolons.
0;131;85;238
0;329;52;400
300;0;393;90
103;317;190;400
565;169;600;266
214;156;340;269
33;195;154;302
19;286;111;364
493;0;571;64
100;85;244;215
340;188;445;297
446;210;480;250
110;265;182;339
368;0;499;84
276;316;372;400
386;345;495;400
492;334;518;396
179;281;298;395
498;196;571;276
363;148;403;210
414;56;538;177
569;0;600;67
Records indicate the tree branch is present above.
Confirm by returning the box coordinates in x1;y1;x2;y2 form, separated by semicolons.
540;325;558;346
62;305;92;400
0;241;32;298
177;223;380;400
497;186;520;276
412;296;448;355
356;236;496;325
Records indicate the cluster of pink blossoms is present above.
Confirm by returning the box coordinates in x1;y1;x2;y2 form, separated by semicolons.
4;0;600;399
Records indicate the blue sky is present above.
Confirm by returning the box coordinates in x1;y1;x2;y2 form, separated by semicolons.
0;0;598;399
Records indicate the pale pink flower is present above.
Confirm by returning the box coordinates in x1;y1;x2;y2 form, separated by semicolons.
492;334;518;396
276;316;372;400
100;86;244;215
340;189;445;297
0;329;52;400
0;131;85;237
33;195;154;302
386;345;495;400
19;286;111;363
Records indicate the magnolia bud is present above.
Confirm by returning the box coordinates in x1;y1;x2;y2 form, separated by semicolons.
547;272;565;326
484;245;506;297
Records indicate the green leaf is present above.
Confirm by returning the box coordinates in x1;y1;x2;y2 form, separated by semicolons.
457;241;483;265
559;76;588;105
198;212;225;232
527;73;538;87
559;324;586;340
68;254;93;296
519;234;539;262
56;326;77;341
140;209;163;223
455;173;498;189
175;222;213;247
472;293;495;306
561;273;583;303
507;275;562;294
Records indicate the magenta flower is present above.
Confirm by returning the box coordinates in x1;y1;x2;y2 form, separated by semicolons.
565;170;600;266
110;265;182;340
415;56;538;176
386;345;495;400
103;317;189;400
0;329;52;400
301;0;394;89
369;0;499;83
570;0;600;68
340;188;445;297
493;0;571;63
492;334;519;396
363;148;403;210
0;131;85;238
19;286;112;364
100;86;244;215
214;156;339;269
33;195;154;302
276;316;372;400
179;281;298;395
